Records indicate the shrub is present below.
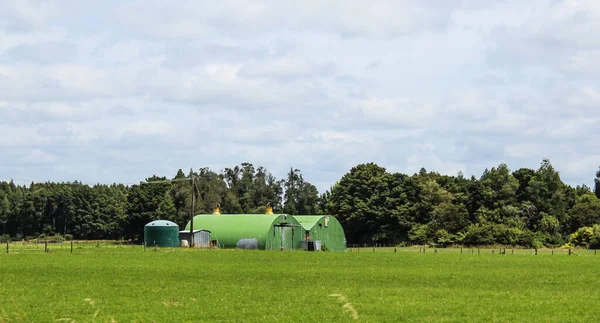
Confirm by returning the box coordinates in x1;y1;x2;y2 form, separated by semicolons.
564;227;594;248
408;224;432;245
0;234;10;243
434;229;454;247
517;230;544;249
463;224;495;246
39;234;65;243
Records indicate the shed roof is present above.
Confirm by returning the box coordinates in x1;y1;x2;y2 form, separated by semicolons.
294;215;325;231
179;229;210;234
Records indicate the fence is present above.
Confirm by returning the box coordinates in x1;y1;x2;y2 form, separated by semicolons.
3;240;600;256
3;240;145;254
345;244;600;256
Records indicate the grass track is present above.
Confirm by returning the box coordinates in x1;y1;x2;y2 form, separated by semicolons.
1;247;599;322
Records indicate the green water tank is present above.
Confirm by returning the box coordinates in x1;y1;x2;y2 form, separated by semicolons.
144;220;179;247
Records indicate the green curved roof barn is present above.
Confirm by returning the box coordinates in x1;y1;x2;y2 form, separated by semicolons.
185;214;303;250
294;215;346;252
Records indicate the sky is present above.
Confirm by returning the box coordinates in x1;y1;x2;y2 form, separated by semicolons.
0;0;599;193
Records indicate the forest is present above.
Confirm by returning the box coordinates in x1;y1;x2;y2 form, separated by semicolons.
1;159;600;249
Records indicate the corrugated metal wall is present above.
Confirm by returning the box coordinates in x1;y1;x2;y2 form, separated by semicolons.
194;230;211;247
179;230;211;247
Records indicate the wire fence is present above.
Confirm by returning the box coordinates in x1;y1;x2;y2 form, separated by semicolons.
2;241;599;256
2;240;145;254
345;244;600;256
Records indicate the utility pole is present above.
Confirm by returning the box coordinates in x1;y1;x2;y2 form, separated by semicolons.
139;175;198;248
189;176;195;248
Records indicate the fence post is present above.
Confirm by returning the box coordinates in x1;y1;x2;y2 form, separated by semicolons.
394;248;397;253
71;241;73;254
6;241;8;254
45;241;48;253
460;247;463;254
569;248;571;256
144;241;146;252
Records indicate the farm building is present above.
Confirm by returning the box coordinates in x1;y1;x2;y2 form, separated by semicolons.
294;215;346;252
179;229;211;247
184;214;304;250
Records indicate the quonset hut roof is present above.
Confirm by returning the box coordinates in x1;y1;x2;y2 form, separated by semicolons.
294;215;346;252
295;215;324;231
184;214;302;249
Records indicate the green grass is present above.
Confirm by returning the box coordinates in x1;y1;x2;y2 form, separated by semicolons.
1;246;600;322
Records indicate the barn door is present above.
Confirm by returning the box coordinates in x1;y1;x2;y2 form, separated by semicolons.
274;225;293;250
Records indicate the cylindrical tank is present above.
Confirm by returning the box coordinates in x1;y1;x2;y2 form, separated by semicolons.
144;220;179;247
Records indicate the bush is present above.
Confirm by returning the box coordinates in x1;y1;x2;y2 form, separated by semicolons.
564;227;595;248
0;234;10;243
463;224;495;246
516;230;544;249
435;229;454;247
64;234;73;241
588;225;600;249
408;224;432;245
39;234;65;243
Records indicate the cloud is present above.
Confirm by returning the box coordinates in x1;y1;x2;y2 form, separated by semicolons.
239;56;337;80
125;120;171;136
357;97;435;128
114;0;455;40
0;41;77;63
0;0;599;193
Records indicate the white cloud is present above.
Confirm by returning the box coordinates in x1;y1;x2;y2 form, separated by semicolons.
505;143;542;159
125;120;171;136
561;50;600;75
567;86;600;108
358;97;435;128
22;148;58;164
0;0;599;192
114;0;454;40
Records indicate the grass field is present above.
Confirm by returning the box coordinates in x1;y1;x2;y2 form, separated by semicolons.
1;245;600;322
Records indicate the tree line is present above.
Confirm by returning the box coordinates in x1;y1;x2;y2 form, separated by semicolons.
322;159;600;249
1;159;600;248
0;163;318;242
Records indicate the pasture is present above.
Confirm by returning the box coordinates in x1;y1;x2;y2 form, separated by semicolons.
1;245;600;322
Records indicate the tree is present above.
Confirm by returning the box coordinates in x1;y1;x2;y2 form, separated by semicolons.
327;163;396;244
569;192;600;232
1;194;9;234
595;167;600;199
282;168;318;215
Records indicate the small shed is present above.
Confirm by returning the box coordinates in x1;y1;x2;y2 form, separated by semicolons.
294;215;346;252
179;229;211;247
